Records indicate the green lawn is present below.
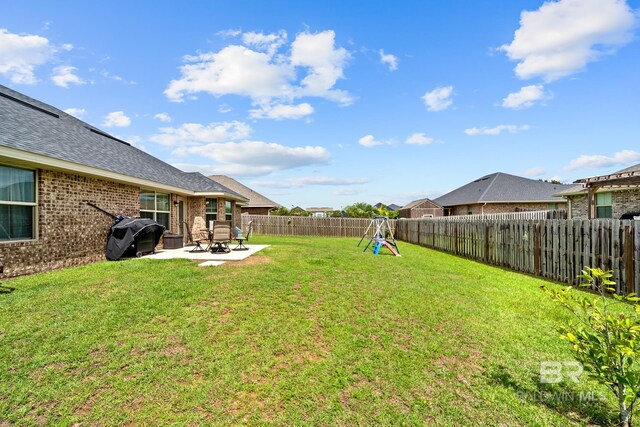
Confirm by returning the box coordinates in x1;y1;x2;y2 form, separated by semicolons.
0;236;622;425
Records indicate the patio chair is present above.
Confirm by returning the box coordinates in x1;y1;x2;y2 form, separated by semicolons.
185;219;208;253
232;220;253;250
210;221;232;253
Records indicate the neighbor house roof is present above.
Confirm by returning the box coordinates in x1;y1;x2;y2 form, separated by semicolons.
434;172;572;206
0;84;246;201
306;207;333;212
575;162;640;187
374;202;402;211
209;175;281;208
400;198;441;210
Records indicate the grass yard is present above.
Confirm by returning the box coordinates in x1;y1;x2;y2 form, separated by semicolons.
0;236;623;425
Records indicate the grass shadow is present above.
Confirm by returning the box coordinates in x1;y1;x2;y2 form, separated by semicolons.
0;284;16;294
488;364;615;426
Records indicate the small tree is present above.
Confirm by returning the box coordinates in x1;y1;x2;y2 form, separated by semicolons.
270;207;290;216
544;267;640;427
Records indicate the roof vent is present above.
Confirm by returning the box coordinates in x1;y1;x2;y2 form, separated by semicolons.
0;91;59;118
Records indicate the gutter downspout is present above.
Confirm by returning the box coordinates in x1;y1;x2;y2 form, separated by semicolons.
481;202;487;215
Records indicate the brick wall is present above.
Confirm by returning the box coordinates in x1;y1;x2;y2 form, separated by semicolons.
0;169;139;278
242;206;271;216
567;189;640;219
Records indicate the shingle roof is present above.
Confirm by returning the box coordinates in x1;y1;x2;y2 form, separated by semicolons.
614;163;640;174
208;175;281;208
554;184;587;196
400;198;441;210
0;84;244;199
434;172;572;206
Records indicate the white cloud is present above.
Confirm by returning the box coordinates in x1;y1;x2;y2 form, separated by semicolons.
153;112;172;123
0;28;56;84
63;107;86;118
379;49;398;71
405;133;435;145
216;29;242;38
290;30;352;104
252;176;369;189
500;0;637;81
180;141;330;176
358;134;395;148
564;150;640;171
242;30;287;56
422;86;453;111
249;102;314;120
165;45;294;102
51;65;85;88
102;111;131;128
502;84;552;109
218;104;232;113
523;167;546;177
464;124;530;136
100;70;136;85
165;29;352;114
150;121;251;146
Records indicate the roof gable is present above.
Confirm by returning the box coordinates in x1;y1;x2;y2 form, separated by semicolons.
434;172;572;206
0;84;244;199
208;175;280;208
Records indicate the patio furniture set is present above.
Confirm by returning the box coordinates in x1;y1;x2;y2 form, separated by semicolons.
185;220;253;254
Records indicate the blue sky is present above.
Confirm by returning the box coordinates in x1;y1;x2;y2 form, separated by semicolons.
1;0;639;209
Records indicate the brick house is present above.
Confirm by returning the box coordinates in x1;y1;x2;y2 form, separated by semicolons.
433;172;571;216
208;175;281;215
0;84;247;278
555;163;640;219
398;198;444;218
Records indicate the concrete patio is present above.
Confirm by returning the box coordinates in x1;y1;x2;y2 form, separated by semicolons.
142;244;269;267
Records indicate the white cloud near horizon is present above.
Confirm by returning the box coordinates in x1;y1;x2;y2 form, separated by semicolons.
153;112;172;122
164;30;352;119
523;167;546;177
150;121;251;146
500;0;637;82
249;102;314;120
252;176;369;189
0;28;57;84
51;65;85;88
464;124;530;136
405;133;435;145
422;86;453;111
502;84;551;109
178;141;330;176
63;107;86;118
102;111;131;128
379;49;398;71
564;149;640;171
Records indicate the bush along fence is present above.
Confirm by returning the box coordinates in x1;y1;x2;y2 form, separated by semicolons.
242;215;398;238
397;218;640;294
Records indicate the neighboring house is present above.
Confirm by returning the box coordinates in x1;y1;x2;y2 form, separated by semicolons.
209;175;281;215
0;84;247;278
374;202;401;212
306;207;333;217
398;198;444;218
434;172;571;216
556;163;640;219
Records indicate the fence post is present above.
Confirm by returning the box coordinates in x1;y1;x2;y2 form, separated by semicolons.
534;223;541;275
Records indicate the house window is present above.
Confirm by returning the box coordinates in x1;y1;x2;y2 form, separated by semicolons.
0;165;36;241
206;198;217;226
467;205;473;215
225;201;232;221
548;203;558;210
139;190;170;228
595;192;612;218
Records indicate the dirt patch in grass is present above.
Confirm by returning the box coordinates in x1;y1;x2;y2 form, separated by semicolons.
225;255;271;267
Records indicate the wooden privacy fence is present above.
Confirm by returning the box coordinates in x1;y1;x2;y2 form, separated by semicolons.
397;218;640;294
242;215;398;238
